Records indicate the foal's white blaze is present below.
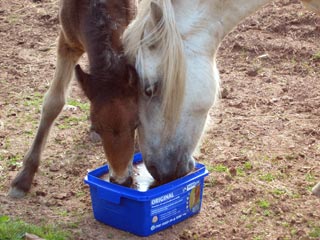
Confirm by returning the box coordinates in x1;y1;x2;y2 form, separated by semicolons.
124;0;320;183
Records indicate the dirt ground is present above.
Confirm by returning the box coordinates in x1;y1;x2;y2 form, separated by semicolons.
0;0;320;239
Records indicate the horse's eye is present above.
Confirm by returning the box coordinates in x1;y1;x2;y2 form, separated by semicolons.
148;43;157;50
144;86;153;97
144;83;158;98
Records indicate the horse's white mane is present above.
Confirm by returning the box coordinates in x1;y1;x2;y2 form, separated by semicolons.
123;0;186;133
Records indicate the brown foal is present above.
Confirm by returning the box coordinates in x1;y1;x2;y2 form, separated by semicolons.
9;0;138;198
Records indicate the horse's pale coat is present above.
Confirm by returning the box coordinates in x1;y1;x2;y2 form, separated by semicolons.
123;0;320;187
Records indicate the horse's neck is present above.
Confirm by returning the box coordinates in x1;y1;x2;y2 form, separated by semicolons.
208;0;272;38
176;0;272;56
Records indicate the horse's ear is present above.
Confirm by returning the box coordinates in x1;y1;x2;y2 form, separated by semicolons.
127;65;138;87
75;64;93;100
150;2;163;26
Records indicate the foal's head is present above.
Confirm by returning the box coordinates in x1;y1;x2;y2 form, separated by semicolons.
75;55;139;186
72;0;139;186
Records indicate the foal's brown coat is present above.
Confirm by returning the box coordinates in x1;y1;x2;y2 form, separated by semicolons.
9;0;138;198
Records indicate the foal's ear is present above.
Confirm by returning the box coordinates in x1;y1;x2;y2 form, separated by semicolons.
75;64;93;100
150;2;163;26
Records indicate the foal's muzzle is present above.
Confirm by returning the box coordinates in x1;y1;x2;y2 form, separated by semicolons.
110;176;133;187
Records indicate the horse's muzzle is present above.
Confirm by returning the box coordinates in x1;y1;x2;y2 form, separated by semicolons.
144;153;195;184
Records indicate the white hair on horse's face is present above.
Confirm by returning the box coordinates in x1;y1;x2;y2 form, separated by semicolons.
123;0;219;183
123;0;320;183
124;0;186;134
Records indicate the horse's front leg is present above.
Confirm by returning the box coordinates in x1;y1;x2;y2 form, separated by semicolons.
8;33;83;198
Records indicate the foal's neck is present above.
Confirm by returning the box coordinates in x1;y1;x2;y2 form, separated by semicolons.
84;0;118;75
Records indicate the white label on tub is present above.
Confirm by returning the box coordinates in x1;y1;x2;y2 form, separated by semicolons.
187;181;200;191
149;180;203;232
151;192;174;206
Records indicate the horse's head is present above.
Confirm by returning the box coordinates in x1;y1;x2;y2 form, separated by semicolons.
75;56;139;186
123;0;219;184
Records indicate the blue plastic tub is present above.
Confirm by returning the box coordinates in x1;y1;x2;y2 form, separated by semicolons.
84;153;209;237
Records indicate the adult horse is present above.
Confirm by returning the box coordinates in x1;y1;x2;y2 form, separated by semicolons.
9;0;139;198
122;0;320;195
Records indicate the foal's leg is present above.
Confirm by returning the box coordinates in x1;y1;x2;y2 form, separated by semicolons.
9;33;83;198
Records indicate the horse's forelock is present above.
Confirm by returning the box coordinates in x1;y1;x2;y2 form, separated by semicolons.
123;0;186;137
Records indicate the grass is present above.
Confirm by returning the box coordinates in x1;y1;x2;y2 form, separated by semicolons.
0;155;4;183
23;92;43;110
262;210;271;217
206;160;253;178
290;228;298;237
282;222;290;228
0;215;70;240
75;191;86;198
67;99;90;111
204;178;216;188
243;161;253;170
236;168;246;177
257;199;270;209
271;188;287;196
107;233;114;239
312;52;320;61
22;96;89;115
211;164;228;173
259;173;275;182
309;226;320;239
57;116;87;130
58;210;68;217
6;154;23;169
23;129;34;136
252;235;263;240
7;15;19;24
235;161;254;177
305;173;316;182
309;226;320;238
3;138;11;150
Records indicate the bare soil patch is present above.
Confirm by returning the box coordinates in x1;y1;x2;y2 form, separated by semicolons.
0;0;319;239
